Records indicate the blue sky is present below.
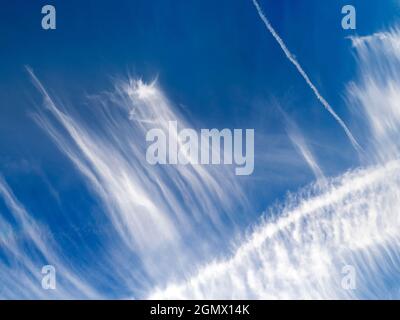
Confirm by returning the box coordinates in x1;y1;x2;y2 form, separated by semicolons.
1;0;400;299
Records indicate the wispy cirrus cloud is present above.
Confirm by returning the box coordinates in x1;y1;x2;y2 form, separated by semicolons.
149;27;400;299
0;175;102;299
24;68;250;292
149;160;400;299
1;24;400;300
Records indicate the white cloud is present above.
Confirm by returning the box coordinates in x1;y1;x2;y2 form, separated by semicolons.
149;27;400;299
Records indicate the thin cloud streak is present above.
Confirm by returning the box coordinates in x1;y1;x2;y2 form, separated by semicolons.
282;110;326;184
0;176;102;299
251;0;361;153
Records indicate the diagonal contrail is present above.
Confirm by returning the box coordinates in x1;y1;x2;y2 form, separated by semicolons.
252;0;361;152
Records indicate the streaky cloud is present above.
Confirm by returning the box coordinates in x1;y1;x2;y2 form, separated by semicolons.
149;26;400;299
149;160;400;299
26;69;250;289
251;0;361;153
282;110;326;184
0;176;102;299
3;24;400;299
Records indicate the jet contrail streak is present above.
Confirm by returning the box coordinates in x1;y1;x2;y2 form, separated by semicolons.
252;0;361;152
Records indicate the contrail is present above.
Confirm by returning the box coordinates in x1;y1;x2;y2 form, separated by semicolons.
252;0;361;152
